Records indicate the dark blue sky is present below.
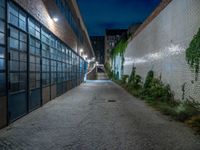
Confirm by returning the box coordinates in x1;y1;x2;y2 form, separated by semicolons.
77;0;161;36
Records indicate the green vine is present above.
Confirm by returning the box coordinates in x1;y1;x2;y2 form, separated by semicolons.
110;37;129;59
186;28;200;80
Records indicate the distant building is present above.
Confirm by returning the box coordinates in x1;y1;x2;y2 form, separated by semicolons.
90;36;105;64
104;29;127;64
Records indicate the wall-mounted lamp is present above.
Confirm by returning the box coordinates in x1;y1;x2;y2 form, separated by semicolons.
79;49;83;56
83;55;88;60
52;17;58;22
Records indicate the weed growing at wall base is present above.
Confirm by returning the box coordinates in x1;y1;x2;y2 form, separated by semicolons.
113;69;200;135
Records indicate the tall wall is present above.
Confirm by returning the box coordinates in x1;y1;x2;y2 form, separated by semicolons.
124;0;200;102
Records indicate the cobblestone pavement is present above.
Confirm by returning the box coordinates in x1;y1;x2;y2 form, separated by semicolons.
0;81;200;150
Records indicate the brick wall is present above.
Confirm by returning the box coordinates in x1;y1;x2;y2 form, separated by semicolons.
124;0;200;102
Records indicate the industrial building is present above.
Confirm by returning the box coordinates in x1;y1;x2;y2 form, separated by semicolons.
0;0;94;128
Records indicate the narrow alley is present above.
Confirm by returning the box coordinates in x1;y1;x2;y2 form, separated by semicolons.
0;80;199;150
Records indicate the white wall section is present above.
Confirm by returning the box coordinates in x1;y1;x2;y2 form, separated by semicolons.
124;0;200;102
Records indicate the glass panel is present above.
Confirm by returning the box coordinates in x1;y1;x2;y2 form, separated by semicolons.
19;73;27;90
9;3;18;15
30;63;35;71
20;53;27;61
10;14;18;27
0;7;5;20
9;2;19;27
36;73;40;80
0;21;5;33
0;58;5;70
10;60;19;71
9;38;18;49
10;27;19;39
28;19;40;39
0;73;6;96
19;10;26;31
20;42;27;51
20;32;27;42
10;50;19;60
20;62;26;71
10;73;19;92
0;33;4;44
19;20;26;31
0;0;5;7
36;81;40;88
0;46;5;58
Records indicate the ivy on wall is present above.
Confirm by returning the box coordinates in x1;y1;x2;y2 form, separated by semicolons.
110;37;129;59
110;35;130;78
186;28;200;80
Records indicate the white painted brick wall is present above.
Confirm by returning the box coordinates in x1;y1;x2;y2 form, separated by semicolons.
124;0;200;102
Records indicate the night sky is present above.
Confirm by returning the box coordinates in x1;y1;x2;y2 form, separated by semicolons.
77;0;161;36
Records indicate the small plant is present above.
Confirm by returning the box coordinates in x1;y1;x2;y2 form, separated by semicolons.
175;103;196;121
128;66;136;84
144;70;154;89
134;75;142;89
113;68;200;135
121;75;129;84
181;82;186;100
186;115;200;134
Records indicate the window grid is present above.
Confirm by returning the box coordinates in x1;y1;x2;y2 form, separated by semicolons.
9;26;28;93
6;1;86;97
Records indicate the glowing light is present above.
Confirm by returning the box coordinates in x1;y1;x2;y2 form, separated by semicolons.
83;55;88;60
52;17;58;22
